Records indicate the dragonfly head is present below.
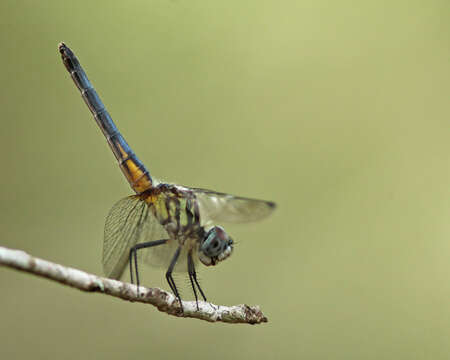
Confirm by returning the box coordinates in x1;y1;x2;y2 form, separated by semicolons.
199;226;233;266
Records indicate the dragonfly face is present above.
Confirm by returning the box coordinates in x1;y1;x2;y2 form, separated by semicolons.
199;226;234;266
59;42;275;311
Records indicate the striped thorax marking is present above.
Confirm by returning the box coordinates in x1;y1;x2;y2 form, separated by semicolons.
142;185;203;243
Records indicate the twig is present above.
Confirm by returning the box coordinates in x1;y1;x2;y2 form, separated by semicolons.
0;246;267;324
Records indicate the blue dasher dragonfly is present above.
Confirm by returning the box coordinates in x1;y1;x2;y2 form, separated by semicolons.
58;43;275;310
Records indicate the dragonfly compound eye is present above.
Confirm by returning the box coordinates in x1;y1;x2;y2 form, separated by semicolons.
200;226;231;258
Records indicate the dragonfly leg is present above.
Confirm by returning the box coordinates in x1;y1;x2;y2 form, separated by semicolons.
187;251;200;310
129;239;168;296
187;251;209;312
166;246;183;312
193;262;217;310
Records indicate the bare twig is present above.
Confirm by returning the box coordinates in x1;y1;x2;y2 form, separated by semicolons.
0;246;267;324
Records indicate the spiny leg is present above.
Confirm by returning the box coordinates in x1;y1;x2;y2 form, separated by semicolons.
133;249;138;287
187;251;199;310
188;257;217;310
190;256;207;302
129;239;168;295
188;252;216;310
166;246;183;311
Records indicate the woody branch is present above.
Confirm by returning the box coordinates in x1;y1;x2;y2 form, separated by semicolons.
0;246;267;325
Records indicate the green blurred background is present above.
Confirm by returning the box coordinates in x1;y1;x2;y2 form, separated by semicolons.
0;1;449;359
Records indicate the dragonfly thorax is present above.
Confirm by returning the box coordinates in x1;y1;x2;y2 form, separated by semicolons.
198;226;233;266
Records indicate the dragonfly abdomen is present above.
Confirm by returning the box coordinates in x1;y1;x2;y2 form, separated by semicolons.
59;43;153;194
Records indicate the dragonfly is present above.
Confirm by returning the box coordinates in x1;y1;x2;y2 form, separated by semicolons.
58;43;275;310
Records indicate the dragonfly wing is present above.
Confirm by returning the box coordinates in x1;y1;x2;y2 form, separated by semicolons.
103;195;191;279
103;195;170;279
142;237;192;273
191;187;276;224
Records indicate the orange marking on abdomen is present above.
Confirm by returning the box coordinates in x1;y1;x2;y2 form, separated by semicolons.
116;143;152;193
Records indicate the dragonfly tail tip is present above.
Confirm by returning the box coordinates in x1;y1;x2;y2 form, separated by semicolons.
58;42;67;54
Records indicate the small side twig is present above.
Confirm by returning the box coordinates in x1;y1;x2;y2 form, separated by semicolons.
0;246;267;324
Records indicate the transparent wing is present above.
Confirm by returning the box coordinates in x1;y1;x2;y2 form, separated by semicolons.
103;196;192;279
142;235;192;274
103;196;165;279
190;187;276;224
